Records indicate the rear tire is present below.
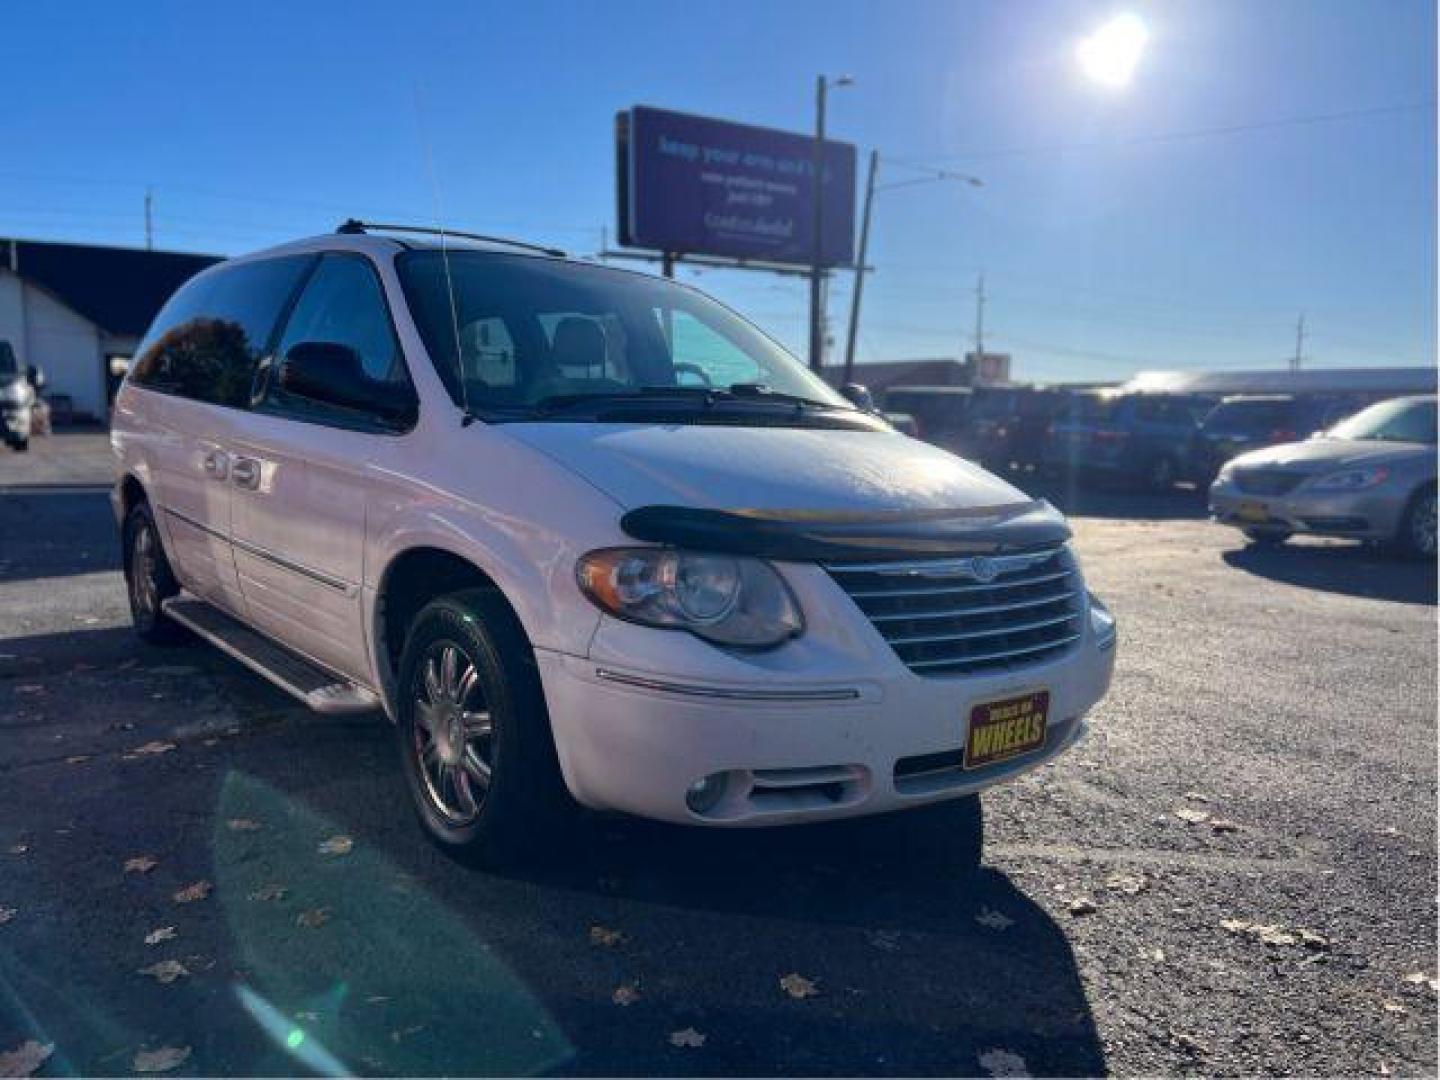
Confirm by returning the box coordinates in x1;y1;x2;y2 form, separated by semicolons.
396;588;572;867
1396;484;1437;560
122;502;184;643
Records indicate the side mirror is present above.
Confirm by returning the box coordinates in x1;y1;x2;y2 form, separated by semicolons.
26;365;44;390
839;382;876;412
277;342;414;422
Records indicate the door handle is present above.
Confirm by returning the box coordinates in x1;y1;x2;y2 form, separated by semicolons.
202;450;229;480
231;458;261;490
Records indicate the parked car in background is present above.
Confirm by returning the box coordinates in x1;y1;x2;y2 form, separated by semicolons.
111;226;1117;867
881;386;973;452
0;340;43;452
1043;391;1210;490
966;387;1074;472
1196;394;1367;485
1209;395;1436;557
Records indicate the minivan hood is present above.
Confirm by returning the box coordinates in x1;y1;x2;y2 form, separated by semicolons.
502;422;1028;513
1232;437;1430;473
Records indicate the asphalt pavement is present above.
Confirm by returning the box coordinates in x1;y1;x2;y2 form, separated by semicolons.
1;431;1435;1077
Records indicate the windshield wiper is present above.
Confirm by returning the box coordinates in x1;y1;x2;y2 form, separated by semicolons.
727;384;836;409
532;387;725;416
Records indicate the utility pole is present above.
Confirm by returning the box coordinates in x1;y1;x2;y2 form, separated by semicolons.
841;148;879;386
144;188;153;251
1292;312;1306;372
973;272;987;362
808;75;828;373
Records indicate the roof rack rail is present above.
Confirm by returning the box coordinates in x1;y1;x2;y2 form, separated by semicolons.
335;219;566;258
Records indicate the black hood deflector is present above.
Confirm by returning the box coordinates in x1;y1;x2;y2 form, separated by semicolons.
619;499;1071;562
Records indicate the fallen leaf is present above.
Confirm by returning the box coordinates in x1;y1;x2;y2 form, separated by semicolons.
1220;918;1251;934
1174;807;1210;825
1068;897;1097;916
132;741;176;756
1296;929;1330;950
132;1046;191;1074
249;883;287;902
1209;819;1243;833
173;881;212;904
1254;924;1297;947
669;1027;706;1048
1172;1032;1210;1057
0;1039;54;1078
611;982;641;1006
589;925;624;947
124;856;158;874
0;908;14;926
978;1047;1031;1077
1382;1001;1408;1015
1143;947;1166;962
1104;873;1149;896
317;835;353;856
137;959;190;984
1402;972;1438;993
226;818;262;832
1182;791;1210;803
297;907;332;929
779;972;819;999
975;906;1015;930
144;926;177;946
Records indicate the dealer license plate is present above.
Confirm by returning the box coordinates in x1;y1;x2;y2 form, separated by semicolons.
965;691;1049;770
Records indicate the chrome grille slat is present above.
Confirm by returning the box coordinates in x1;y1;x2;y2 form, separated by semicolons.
868;588;1076;624
824;545;1084;678
886;610;1081;648
839;568;1073;600
907;633;1081;670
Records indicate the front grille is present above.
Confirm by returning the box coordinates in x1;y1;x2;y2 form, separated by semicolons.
1232;468;1305;496
825;545;1083;677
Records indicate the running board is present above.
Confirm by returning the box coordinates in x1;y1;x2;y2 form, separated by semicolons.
162;597;382;715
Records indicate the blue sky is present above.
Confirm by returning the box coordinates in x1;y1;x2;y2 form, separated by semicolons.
2;0;1434;382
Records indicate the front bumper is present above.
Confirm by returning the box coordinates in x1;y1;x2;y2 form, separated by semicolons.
536;616;1115;827
1;405;31;442
1209;476;1406;540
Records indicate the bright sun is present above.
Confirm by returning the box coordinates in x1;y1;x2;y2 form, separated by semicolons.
1077;13;1149;88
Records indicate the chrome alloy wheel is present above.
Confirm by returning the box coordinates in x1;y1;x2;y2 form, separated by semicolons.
130;522;160;618
412;641;495;825
1413;491;1437;558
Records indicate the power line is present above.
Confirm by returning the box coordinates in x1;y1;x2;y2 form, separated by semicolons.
895;100;1435;166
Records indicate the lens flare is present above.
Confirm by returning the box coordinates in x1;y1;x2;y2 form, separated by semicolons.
1077;13;1149;88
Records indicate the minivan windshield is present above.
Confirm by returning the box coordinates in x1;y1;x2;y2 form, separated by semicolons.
1325;397;1437;444
396;251;850;419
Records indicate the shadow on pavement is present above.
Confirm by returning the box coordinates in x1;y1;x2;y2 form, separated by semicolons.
0;488;118;584
1221;541;1437;605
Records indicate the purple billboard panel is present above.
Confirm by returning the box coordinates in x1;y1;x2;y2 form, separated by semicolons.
619;106;856;267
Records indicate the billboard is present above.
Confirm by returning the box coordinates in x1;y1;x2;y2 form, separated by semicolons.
617;106;856;267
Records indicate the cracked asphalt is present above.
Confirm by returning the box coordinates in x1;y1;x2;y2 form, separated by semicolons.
1;432;1435;1077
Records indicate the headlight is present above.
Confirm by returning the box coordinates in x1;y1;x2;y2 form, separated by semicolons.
1088;591;1116;651
0;384;25;405
577;548;803;649
1308;466;1390;492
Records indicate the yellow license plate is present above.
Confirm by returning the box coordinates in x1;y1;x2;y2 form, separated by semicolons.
1237;501;1270;523
965;691;1049;770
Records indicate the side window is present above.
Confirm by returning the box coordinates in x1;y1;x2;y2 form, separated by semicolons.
129;257;311;408
662;309;763;387
276;255;403;383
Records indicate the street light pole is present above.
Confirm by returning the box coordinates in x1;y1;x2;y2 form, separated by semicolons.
841;159;983;386
808;75;827;373
842;149;878;386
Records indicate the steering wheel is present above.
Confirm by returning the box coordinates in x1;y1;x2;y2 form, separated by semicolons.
673;362;713;388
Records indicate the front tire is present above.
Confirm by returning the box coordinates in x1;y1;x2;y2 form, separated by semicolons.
1397;485;1437;560
122;502;184;643
396;589;572;867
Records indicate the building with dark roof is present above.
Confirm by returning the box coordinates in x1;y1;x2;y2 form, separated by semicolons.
1;238;221;421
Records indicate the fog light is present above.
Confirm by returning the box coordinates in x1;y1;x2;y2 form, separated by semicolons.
685;772;728;815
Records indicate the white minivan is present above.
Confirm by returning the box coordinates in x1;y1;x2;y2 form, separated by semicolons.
112;222;1116;865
